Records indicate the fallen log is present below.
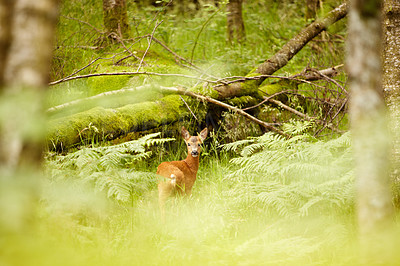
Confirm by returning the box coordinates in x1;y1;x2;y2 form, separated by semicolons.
47;95;187;151
47;3;348;150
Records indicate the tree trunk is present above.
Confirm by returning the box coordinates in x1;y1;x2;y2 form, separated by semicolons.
226;0;245;44
348;0;394;261
383;0;400;207
0;0;58;234
103;0;130;40
305;0;319;21
0;0;14;87
0;0;58;171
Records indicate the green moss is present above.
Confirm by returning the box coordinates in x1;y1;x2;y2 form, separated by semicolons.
189;84;219;99
227;96;258;108
259;79;298;95
87;75;131;96
259;84;282;95
47;95;187;151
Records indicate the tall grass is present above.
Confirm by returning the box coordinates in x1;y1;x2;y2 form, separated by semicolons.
4;2;399;265
2;126;400;265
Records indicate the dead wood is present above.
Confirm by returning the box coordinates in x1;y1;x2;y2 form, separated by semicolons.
159;86;288;136
214;2;348;99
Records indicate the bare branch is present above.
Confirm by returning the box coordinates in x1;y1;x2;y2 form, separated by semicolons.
214;65;343;88
47;86;151;114
151;36;219;79
61;15;104;35
137;20;163;72
160;86;288;136
268;98;344;133
179;96;198;121
48;71;216;86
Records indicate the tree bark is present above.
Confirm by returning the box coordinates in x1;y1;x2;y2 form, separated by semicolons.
348;0;394;260
0;0;59;171
226;0;245;44
305;0;319;21
215;2;348;99
0;0;58;234
0;0;14;87
103;0;130;39
383;0;400;207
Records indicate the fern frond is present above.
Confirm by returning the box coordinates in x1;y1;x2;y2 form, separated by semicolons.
221;138;255;153
48;132;173;205
225;121;354;217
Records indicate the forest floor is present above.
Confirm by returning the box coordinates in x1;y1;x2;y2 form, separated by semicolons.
1;1;400;265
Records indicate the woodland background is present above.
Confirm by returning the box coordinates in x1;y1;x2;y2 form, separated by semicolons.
1;0;400;265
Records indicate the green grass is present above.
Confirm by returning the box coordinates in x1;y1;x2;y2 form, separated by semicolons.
0;128;400;265
4;1;397;265
2;128;400;265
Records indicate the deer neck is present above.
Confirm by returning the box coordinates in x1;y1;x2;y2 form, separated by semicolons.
184;153;200;174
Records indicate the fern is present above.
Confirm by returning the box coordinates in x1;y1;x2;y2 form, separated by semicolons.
223;123;354;217
48;133;173;204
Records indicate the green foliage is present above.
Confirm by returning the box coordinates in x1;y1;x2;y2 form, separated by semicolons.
48;132;174;203
222;122;354;217
87;75;131;96
4;2;384;265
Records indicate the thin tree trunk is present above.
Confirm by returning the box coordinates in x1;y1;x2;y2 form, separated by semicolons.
348;0;394;261
305;0;319;20
383;0;400;207
0;0;58;171
0;0;14;87
103;0;130;39
0;0;58;234
226;0;245;44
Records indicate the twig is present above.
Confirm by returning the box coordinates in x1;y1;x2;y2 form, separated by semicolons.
59;57;106;82
190;7;221;63
47;85;151;113
179;96;198;121
49;71;217;86
267;98;344;133
115;34;143;64
137;20;163;72
54;41;148;83
61;15;103;34
242;90;289;111
214;65;343;88
160;86;288;137
151;36;219;80
314;98;348;136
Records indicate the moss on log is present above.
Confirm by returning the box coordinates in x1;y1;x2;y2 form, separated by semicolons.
47;95;187;150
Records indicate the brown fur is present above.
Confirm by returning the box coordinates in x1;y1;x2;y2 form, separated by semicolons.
157;126;208;215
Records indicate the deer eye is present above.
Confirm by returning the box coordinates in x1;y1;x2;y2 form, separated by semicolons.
198;144;200;147
187;143;191;146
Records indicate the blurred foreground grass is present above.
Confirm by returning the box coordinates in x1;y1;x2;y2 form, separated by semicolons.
2;130;400;265
1;156;400;266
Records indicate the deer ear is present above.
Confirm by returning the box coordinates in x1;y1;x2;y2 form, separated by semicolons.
199;127;208;141
181;126;190;140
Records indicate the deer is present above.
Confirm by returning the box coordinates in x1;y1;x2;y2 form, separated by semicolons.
157;126;208;215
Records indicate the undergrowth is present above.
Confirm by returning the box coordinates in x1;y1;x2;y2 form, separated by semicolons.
8;123;364;266
222;121;354;217
3;1;396;265
46;132;174;204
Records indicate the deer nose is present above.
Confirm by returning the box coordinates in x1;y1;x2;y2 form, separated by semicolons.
191;150;199;157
